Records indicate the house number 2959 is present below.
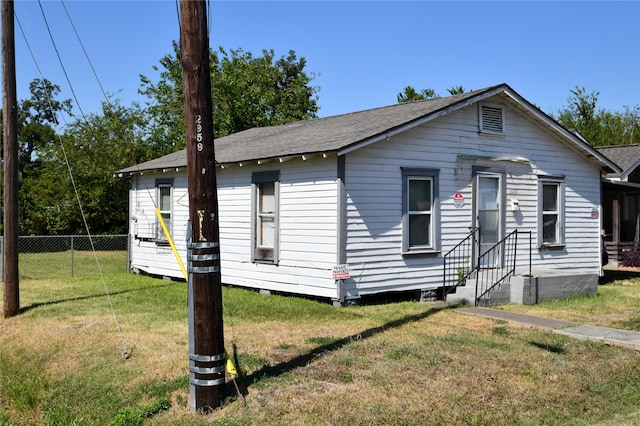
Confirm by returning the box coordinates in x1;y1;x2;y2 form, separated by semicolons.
195;115;203;151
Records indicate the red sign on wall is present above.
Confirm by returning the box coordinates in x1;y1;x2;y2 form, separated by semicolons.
333;264;350;280
453;193;465;208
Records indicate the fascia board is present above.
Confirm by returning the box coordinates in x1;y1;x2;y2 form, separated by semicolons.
502;90;622;174
337;86;508;157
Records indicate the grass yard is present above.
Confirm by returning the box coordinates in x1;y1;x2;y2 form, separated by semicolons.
1;254;640;425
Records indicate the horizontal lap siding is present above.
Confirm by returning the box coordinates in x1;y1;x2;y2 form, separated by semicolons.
130;173;189;279
218;159;339;299
343;98;602;297
129;161;340;299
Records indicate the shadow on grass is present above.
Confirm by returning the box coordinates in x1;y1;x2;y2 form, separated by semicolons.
600;268;640;285
18;282;178;314
530;341;566;354
236;305;446;391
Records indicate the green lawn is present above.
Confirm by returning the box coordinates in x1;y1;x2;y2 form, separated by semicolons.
1;258;639;425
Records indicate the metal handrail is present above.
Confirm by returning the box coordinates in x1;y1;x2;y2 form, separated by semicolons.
443;228;479;298
474;229;526;306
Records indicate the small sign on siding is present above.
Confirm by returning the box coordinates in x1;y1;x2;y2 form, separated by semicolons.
453;193;465;208
333;264;350;280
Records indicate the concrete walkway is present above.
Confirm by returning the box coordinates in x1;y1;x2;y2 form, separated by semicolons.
456;307;640;352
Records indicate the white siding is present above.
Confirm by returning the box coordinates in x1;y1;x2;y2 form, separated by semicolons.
129;173;190;279
128;157;340;299
128;94;603;302
342;96;602;297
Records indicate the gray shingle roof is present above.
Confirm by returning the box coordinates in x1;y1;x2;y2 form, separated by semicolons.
117;83;619;175
596;144;640;176
117;84;504;174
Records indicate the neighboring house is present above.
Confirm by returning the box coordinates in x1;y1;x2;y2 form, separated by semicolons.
595;144;640;264
117;83;619;306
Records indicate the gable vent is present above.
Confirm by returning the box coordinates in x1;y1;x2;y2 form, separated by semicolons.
480;105;504;133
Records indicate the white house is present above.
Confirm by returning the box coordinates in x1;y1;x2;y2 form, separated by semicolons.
117;84;620;306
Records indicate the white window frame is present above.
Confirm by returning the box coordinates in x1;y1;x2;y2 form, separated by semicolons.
402;168;440;254
251;171;280;264
538;176;565;248
155;179;173;242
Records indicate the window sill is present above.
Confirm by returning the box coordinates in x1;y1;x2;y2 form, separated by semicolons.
402;249;441;257
134;235;170;246
538;243;565;251
253;260;278;266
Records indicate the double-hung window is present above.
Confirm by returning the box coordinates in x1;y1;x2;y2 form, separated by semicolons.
156;179;173;242
538;176;565;247
402;168;440;254
252;171;280;263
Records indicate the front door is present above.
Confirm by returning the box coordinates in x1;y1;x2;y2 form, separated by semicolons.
475;173;503;267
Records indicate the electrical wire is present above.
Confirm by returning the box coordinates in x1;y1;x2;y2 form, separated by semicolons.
17;0;235;362
22;0;131;359
60;0;111;106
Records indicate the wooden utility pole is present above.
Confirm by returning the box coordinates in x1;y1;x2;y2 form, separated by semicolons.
180;0;225;412
3;0;19;318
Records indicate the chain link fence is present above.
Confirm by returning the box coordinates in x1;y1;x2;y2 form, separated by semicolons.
0;235;130;280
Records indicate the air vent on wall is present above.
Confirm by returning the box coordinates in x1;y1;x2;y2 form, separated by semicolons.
480;104;504;133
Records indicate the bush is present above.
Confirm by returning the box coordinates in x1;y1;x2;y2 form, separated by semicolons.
621;249;640;267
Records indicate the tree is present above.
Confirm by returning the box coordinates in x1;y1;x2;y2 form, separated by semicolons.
0;79;72;178
447;85;466;95
15;79;72;178
397;85;468;103
553;86;640;146
28;100;148;235
0;79;73;234
139;42;320;151
397;86;438;103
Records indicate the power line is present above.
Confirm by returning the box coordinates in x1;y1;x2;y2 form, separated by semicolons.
35;0;85;119
60;0;111;107
17;0;130;359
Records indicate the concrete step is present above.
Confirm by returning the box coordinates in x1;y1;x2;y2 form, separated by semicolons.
446;280;511;306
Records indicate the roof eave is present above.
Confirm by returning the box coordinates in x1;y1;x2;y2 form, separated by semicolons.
500;89;622;175
338;84;509;156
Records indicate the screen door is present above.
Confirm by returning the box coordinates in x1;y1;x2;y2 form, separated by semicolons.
475;174;502;267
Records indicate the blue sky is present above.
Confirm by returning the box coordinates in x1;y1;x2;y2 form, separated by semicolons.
7;0;640;125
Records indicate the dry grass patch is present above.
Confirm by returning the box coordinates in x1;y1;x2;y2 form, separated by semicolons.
3;268;640;425
499;274;640;329
190;307;640;425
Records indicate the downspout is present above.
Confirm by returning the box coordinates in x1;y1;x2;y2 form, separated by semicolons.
335;154;347;306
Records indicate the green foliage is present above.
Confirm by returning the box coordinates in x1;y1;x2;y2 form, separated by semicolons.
6;43;319;236
107;399;171;426
397;85;467;103
397;85;438;103
138;42;186;156
139;42;320;151
553;86;640;146
0;79;75;235
15;79;73;177
28;100;149;235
